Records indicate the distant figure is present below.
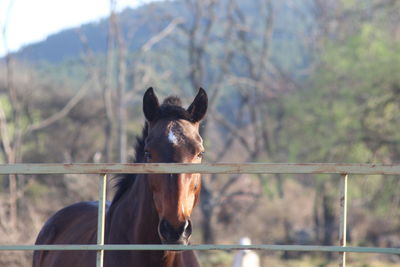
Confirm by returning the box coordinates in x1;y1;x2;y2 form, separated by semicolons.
232;237;260;267
93;151;102;163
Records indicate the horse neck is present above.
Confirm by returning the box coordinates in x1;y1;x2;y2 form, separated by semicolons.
106;174;159;244
106;175;179;266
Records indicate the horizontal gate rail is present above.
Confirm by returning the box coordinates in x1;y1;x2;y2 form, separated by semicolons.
1;163;400;174
1;163;399;267
0;244;399;254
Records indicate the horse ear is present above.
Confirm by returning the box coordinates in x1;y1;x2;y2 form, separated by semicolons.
187;88;208;123
143;87;160;122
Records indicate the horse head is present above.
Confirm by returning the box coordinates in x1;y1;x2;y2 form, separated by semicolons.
142;87;207;245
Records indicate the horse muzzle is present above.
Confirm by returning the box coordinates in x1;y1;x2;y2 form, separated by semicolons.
158;218;192;245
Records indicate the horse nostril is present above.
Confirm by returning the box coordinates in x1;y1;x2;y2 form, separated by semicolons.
159;219;181;241
158;219;192;243
177;220;192;238
182;220;192;238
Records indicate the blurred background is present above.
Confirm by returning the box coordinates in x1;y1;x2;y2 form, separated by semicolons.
1;0;400;266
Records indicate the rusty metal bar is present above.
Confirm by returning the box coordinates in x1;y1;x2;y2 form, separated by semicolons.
96;174;107;267
1;163;400;175
339;174;348;267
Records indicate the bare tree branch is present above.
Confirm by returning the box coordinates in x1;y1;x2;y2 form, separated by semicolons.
25;79;92;133
211;111;253;154
142;17;184;52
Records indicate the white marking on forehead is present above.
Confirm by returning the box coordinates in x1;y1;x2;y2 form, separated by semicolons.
168;129;178;145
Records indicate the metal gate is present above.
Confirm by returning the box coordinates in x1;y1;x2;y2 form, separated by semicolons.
1;163;400;267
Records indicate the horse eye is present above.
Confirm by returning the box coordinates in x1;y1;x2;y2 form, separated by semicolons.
197;151;205;159
144;151;152;161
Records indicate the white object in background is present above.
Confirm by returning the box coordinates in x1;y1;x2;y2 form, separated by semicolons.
232;237;260;267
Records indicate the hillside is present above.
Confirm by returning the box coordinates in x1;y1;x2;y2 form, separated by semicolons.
11;0;313;68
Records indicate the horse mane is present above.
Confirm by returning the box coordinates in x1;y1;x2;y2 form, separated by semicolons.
111;96;193;204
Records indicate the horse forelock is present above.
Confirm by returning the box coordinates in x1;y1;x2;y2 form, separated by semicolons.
163;96;182;106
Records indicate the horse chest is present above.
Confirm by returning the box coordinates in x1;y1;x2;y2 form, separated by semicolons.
104;251;182;267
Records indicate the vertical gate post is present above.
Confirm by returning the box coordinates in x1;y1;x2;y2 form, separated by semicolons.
96;174;107;267
339;174;348;267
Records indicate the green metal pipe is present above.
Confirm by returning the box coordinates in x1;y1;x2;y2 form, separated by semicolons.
96;174;107;267
0;245;398;254
339;174;348;267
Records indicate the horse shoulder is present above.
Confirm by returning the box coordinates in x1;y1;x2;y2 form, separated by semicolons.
37;201;105;243
33;201;109;267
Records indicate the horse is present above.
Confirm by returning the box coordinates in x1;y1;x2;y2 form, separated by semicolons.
33;87;208;267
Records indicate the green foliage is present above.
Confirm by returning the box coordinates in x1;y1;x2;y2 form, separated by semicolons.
284;23;400;163
0;95;12;116
0;95;16;153
37;58;88;87
281;21;400;228
25;182;49;199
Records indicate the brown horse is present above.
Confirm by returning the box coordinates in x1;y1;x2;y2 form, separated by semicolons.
33;87;208;267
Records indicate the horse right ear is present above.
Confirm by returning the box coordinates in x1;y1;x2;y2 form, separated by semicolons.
187;88;208;123
143;87;160;122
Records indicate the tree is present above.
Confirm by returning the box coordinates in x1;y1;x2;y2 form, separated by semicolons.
283;19;400;248
176;0;305;244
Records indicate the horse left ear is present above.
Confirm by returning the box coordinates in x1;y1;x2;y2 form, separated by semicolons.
187;88;208;123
